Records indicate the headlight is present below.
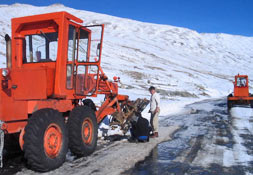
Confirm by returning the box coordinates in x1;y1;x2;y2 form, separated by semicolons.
2;69;9;77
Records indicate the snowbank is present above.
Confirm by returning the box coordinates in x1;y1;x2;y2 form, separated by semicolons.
224;107;253;167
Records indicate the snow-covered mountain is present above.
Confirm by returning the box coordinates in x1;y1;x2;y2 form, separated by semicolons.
2;4;253;174
0;3;253;104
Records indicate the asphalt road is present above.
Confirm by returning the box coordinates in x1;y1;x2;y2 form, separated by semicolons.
124;98;253;175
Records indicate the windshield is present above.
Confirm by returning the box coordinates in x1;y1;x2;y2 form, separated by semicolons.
236;77;247;87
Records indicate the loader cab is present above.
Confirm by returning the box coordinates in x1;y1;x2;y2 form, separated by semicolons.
8;12;104;100
234;74;249;97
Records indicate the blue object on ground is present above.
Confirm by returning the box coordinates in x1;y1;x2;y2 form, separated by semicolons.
138;136;148;141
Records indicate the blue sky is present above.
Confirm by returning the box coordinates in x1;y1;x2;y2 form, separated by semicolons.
1;0;253;36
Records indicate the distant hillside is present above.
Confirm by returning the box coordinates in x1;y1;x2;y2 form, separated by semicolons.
0;3;252;99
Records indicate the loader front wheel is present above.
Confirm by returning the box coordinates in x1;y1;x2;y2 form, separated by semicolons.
68;106;98;157
23;109;68;172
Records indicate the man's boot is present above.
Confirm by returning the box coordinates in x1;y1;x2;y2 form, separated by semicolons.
151;132;158;138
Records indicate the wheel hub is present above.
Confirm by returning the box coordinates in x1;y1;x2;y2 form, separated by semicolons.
44;124;62;158
82;119;93;144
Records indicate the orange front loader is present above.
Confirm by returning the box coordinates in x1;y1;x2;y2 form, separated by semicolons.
227;74;253;109
0;12;148;171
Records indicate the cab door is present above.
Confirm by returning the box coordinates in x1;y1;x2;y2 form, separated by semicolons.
66;25;104;96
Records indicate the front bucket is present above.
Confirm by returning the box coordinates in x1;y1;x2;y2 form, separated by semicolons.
110;98;149;133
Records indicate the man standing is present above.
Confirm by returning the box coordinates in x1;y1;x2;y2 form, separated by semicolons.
149;86;160;138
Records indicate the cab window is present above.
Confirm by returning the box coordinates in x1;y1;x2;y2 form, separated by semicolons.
77;28;89;62
23;32;58;63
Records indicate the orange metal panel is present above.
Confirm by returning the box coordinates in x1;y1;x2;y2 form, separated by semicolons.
27;100;73;114
234;87;249;97
19;20;58;36
117;94;129;101
22;64;55;97
97;107;116;123
53;16;69;98
46;68;55;97
11;12;83;30
0;95;28;122
228;96;253;101
0;69;28;124
22;62;56;69
95;95;129;123
12;69;47;100
2;121;27;134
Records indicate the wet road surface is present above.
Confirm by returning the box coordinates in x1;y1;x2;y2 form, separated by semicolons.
124;98;253;175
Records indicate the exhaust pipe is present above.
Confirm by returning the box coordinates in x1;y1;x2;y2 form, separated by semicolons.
5;34;11;68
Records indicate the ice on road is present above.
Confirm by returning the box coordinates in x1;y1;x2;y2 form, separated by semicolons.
126;98;253;175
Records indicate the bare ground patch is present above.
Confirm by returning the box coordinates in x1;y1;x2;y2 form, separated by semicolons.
144;65;166;71
157;89;198;98
123;70;147;80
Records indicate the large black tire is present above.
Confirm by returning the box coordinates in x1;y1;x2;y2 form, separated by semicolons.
227;94;233;98
82;99;97;111
23;108;68;172
227;100;233;110
68;106;98;157
227;94;233;110
250;100;253;108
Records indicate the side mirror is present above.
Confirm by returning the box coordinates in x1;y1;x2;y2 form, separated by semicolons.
96;43;101;56
97;43;101;50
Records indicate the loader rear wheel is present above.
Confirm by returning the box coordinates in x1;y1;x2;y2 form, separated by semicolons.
68;106;98;157
227;100;233;110
250;100;253;108
23;108;68;172
82;99;97;111
227;94;233;110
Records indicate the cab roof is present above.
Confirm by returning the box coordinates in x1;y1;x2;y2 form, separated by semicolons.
12;11;83;25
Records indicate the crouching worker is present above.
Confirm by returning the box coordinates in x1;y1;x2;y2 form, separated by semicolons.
129;112;151;142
